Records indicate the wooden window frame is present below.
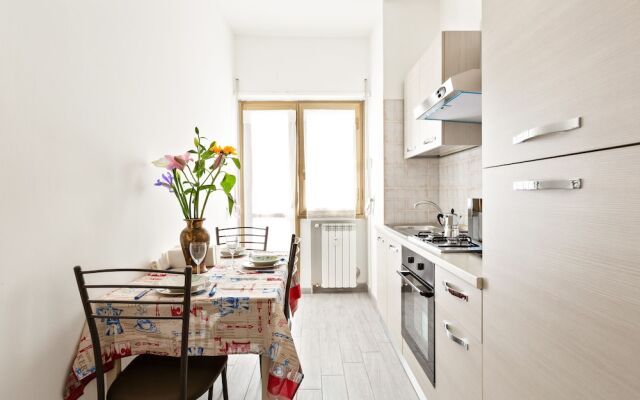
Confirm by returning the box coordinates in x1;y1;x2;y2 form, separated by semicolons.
238;101;365;227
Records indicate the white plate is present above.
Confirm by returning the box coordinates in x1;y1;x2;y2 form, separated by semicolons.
161;274;208;292
156;283;210;296
219;249;247;258
242;260;286;270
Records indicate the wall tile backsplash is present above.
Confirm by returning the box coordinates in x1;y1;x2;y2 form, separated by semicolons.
383;99;482;228
383;100;440;225
439;146;482;227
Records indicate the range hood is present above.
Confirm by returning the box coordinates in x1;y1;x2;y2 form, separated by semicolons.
414;69;481;123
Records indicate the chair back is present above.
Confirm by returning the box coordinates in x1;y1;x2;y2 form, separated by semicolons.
215;226;269;251
73;266;193;400
284;234;300;320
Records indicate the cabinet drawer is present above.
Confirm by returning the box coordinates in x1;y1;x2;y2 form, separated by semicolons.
483;0;640;167
435;305;482;400
483;145;640;399
435;266;482;343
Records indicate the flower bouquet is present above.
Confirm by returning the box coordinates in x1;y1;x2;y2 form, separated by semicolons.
152;127;240;272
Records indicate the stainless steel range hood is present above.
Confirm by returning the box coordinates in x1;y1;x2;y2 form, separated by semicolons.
413;69;481;123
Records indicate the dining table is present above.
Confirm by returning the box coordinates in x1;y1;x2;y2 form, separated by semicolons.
63;249;303;400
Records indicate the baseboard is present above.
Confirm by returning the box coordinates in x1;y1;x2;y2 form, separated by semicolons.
310;283;369;293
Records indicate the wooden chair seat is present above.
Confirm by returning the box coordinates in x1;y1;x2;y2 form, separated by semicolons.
107;354;228;400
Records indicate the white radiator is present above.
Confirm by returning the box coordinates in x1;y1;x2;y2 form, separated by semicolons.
321;223;357;288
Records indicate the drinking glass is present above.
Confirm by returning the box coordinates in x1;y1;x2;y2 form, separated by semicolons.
189;242;208;274
226;237;239;266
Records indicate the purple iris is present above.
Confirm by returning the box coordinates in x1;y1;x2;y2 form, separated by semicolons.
154;172;174;191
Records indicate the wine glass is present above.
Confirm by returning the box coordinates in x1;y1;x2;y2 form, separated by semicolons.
226;237;239;266
189;242;208;274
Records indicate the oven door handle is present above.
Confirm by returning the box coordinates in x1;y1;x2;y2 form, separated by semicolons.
396;270;434;298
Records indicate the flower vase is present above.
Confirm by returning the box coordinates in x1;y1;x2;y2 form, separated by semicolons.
180;218;210;274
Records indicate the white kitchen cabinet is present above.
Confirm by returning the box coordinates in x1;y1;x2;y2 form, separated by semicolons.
404;62;421;154
403;31;482;158
435;304;482;400
483;145;640;400
386;238;402;351
483;0;640;167
435;265;482;343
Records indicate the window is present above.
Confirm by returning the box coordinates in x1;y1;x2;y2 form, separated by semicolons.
298;103;364;217
239;101;364;244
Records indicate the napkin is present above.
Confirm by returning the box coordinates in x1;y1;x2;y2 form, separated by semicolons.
156;245;216;270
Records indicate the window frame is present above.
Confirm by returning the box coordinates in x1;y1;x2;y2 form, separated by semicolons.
238;101;365;226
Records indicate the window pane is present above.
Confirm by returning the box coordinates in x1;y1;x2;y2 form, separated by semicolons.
242;109;296;251
303;109;357;215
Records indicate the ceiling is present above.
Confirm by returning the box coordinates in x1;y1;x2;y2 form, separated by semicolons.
214;0;380;37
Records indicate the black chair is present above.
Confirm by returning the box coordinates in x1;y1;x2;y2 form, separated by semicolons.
215;226;269;251
283;234;300;321
73;266;229;400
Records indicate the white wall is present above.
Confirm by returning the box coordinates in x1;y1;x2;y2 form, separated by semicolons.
383;0;440;99
0;1;235;398
366;9;385;299
440;0;482;30
234;36;369;98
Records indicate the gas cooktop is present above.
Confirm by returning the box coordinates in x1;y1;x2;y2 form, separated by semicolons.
408;230;482;253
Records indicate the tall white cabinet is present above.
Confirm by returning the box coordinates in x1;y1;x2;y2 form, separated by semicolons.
483;1;640;399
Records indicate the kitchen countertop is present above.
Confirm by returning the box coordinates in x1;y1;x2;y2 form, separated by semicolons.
378;224;484;289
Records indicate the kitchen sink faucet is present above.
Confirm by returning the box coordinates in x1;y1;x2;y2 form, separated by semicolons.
413;201;445;226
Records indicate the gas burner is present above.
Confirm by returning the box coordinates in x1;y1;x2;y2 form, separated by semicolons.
409;232;482;253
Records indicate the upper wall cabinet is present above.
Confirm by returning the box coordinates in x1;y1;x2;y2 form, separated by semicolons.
483;0;640;168
404;31;482;158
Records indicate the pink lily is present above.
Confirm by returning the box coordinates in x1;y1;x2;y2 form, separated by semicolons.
153;152;192;171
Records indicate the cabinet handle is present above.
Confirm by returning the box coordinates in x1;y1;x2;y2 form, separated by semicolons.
423;137;437;145
389;244;399;253
397;270;434;298
512;117;581;145
443;321;469;350
442;281;468;302
513;179;582;191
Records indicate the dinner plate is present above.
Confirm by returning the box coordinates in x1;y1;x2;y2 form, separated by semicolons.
219;249;247;258
156;283;210;297
161;274;208;292
242;260;286;270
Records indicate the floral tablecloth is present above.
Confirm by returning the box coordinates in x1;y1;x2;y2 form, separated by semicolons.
63;256;302;400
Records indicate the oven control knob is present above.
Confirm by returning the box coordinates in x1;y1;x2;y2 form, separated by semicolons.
417;263;425;270
408;256;414;263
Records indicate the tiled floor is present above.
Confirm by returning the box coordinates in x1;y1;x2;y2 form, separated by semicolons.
203;292;420;400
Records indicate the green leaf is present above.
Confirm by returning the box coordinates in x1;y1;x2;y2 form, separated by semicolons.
199;184;216;191
231;157;241;169
188;150;197;154
220;173;236;193
226;192;235;215
194;160;205;178
184;188;195;195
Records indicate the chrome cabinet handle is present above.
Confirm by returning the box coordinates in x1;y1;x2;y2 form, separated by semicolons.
442;281;468;302
512;117;581;145
513;179;582;191
423;137;437;145
443;321;469;350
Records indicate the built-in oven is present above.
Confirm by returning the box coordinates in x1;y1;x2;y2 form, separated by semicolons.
397;247;436;386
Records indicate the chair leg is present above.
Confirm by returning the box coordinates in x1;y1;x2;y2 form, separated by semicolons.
208;385;213;400
221;366;229;400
